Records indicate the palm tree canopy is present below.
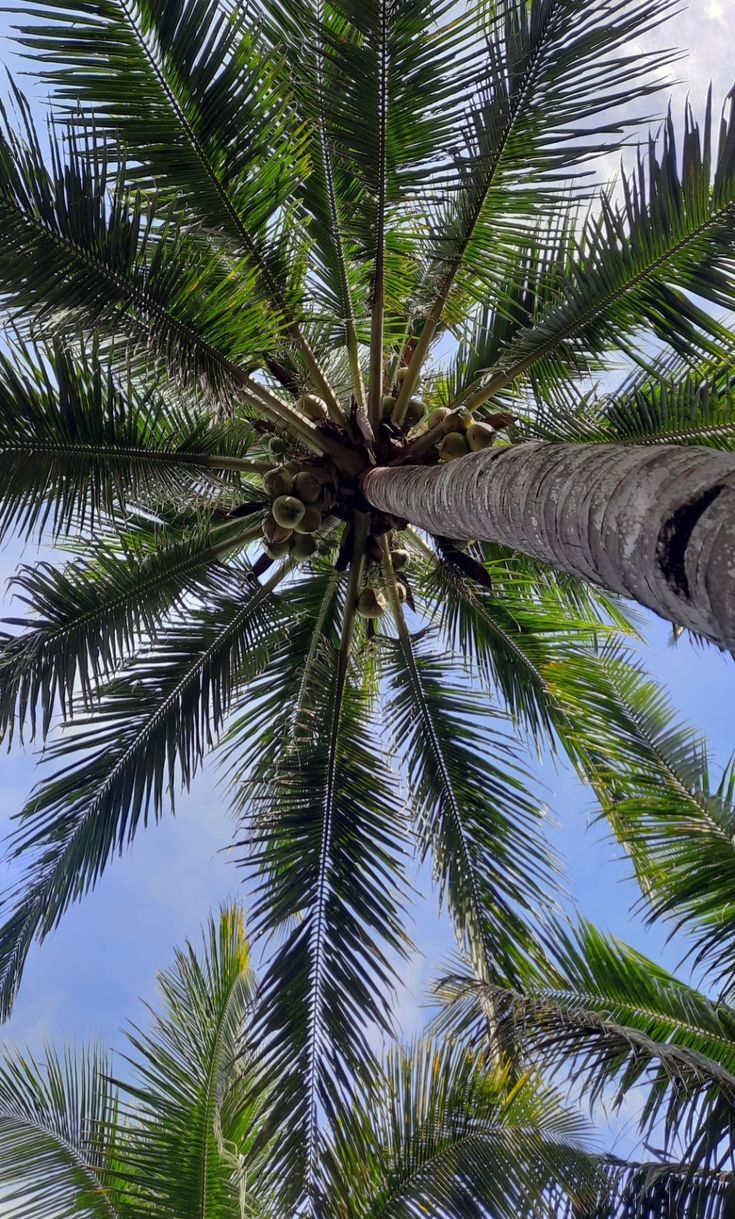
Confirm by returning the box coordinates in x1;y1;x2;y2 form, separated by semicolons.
0;0;735;1210
436;918;735;1217
0;905;606;1219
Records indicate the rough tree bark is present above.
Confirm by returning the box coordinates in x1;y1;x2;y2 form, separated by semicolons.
362;442;735;651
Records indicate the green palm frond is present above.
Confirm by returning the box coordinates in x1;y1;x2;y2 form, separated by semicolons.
529;347;735;450
0;338;260;543
112;905;266;1219
324;1038;599;1219
0;561;286;1020
0;96;284;401
0;519;264;744
559;659;735;995
459;93;735;412
380;607;560;985
436;921;735;1177
392;0;675;410
227;567;410;1211
0;1043;120;1219
586;1157;735;1219
13;0;310;283
418;552;633;743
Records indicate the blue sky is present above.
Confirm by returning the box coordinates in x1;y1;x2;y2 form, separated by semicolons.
0;0;734;1154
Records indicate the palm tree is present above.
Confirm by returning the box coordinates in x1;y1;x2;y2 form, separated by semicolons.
436;705;735;1217
0;905;603;1218
1;0;735;1209
437;919;735;1219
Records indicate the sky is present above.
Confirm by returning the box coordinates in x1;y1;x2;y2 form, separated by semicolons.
0;0;734;1160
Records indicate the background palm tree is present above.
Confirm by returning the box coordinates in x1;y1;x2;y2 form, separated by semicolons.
0;905;604;1219
437;920;735;1218
0;0;735;1211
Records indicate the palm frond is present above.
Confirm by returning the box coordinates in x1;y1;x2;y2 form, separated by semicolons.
380;605;560;986
460;92;735;411
418;552;633;744
228;565;410;1212
0;560;286;1020
584;1156;735;1219
436;921;735;1176
0;518;264;744
530;347;735;450
393;0;676;410
559;657;735;996
12;0;310;296
324;1038;599;1219
111;904;265;1219
0;337;259;543
0;94;284;402
0;1043;120;1219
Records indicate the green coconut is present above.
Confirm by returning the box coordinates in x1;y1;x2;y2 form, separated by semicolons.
269;436;289;456
438;432;470;462
272;495;306;529
466;422;496;451
292;533;318;560
396;366;410;382
356;587;388;619
263;466;294;498
427;406;450;429
382;395;397;415
293;470;323;504
266;539;292;559
404;398;426;427
293;504;322;534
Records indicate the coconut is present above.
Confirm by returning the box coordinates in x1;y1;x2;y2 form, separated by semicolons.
298;393;328;421
266;539;292;559
382;395;397;415
356;587;388;619
269;436;289;456
466;422;496;451
293;533;317;560
396;366;410;383
263;516;293;545
264;466;294;498
293;470;322;504
390;548;410;571
438;432;470;462
427;406;450;429
272;495;306;529
293;504;322;534
404;398;426;427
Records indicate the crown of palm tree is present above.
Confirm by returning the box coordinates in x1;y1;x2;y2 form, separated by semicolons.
1;0;735;1211
0;905;608;1219
5;906;735;1218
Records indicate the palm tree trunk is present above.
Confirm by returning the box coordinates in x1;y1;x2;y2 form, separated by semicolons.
362;441;735;651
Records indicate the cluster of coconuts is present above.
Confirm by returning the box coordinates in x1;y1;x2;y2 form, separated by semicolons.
356;546;410;619
262;462;332;561
430;407;496;462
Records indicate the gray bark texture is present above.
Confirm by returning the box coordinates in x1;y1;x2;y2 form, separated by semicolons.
362;441;735;651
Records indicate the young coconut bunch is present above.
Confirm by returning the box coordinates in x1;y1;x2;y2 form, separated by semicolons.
2;0;735;1212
